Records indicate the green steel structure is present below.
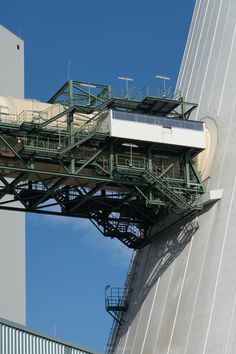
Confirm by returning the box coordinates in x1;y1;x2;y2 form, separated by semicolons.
0;80;204;249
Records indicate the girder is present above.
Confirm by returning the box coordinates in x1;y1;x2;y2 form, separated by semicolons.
0;80;205;248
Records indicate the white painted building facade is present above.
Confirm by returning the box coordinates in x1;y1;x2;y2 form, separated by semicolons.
0;25;25;325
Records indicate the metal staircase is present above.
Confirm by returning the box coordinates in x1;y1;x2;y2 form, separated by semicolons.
60;129;106;154
142;170;196;214
90;211;145;249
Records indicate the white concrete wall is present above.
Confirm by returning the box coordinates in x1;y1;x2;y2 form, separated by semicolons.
0;210;26;325
110;115;205;150
0;25;24;99
0;25;25;325
112;0;236;353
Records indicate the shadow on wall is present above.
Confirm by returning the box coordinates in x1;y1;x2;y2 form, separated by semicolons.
146;218;199;287
119;215;200;331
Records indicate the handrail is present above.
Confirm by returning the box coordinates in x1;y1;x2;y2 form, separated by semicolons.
143;170;196;212
22;110;109;153
105;251;138;353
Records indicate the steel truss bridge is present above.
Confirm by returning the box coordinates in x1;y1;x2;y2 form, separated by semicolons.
0;80;204;249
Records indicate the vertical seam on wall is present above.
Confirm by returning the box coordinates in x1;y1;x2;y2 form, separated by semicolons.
121;326;130;354
185;0;210;99
217;25;236;116
128;246;151;354
183;86;236;351
192;0;222;118
207;0;232;112
166;237;193;354
134;246;151;308
190;0;217;104
140;278;160;354
130;302;145;354
153;262;175;354
179;0;204;93
223;286;236;354
202;175;236;354
217;94;236;188
182;206;216;354
177;0;202;90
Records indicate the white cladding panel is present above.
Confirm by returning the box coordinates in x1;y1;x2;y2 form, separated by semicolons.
110;111;205;149
0;318;97;354
112;1;236;353
0;26;24;98
0;210;25;325
0;26;25;325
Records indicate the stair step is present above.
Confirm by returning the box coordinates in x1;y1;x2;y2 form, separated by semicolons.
142;171;192;213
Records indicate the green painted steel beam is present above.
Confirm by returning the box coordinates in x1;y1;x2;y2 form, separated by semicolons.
0;164;149;187
48;81;69;104
0;86;204;248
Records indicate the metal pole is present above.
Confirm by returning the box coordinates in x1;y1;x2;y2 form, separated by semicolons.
155;75;171;97
122;143;138;167
118;76;134;100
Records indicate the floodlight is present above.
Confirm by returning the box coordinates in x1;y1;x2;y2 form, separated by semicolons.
122;142;138;166
155;75;171;96
80;83;97;88
118;76;134;99
118;76;134;82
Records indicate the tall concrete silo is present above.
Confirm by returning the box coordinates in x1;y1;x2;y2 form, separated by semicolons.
109;0;236;353
0;25;25;325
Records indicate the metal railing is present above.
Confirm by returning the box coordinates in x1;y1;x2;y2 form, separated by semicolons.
105;287;129;311
105;251;139;353
116;154;145;169
22;111;109;153
0;113;21;125
38;103;67;121
61;120;98;150
110;86;181;101
0;103;67;127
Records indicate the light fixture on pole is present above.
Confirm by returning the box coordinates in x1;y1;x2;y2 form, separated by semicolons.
118;76;134;99
122;143;138;166
155;75;171;97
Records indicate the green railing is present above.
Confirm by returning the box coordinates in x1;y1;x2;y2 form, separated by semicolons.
116;154;145;169
22;111;109;153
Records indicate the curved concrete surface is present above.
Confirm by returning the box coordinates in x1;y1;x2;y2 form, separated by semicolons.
112;1;236;353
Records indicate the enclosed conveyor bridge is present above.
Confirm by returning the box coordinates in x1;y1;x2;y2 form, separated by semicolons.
0;80;205;248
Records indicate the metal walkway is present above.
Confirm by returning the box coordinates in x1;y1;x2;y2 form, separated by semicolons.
0;80;205;249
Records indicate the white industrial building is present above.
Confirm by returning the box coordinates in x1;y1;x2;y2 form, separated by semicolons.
0;25;99;354
0;25;26;326
0;25;24;99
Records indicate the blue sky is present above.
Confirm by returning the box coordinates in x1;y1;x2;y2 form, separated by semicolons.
1;1;195;352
